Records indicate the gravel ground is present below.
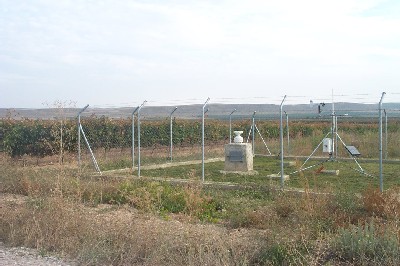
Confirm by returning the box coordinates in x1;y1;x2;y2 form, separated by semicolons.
0;242;76;266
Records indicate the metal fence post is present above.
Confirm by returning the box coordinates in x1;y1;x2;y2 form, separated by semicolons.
252;111;256;156
331;100;336;160
202;98;210;182
78;116;80;168
335;116;339;158
284;111;289;155
280;95;287;189
77;104;89;169
137;100;147;177
229;109;236;144
384;109;388;160
170;107;178;161
132;106;139;171
379;92;386;192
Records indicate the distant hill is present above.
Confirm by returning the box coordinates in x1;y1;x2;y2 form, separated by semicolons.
1;102;400;120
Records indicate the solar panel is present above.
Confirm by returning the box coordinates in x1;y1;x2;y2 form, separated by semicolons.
346;146;361;156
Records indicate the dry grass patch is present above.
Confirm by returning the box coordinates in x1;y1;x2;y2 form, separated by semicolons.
2;157;400;265
0;196;271;265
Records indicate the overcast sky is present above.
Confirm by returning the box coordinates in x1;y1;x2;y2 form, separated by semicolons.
1;0;400;108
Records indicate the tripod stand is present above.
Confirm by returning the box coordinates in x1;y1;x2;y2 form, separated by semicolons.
246;111;272;156
290;104;373;178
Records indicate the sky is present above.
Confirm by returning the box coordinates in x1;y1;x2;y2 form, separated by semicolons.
1;0;400;108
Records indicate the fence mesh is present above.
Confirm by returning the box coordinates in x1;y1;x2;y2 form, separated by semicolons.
1;103;400;175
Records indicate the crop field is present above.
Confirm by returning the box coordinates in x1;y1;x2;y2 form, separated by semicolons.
1;116;400;265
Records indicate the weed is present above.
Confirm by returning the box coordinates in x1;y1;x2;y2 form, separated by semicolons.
0;195;270;265
363;187;386;217
274;195;296;219
363;187;400;220
251;242;309;265
333;220;400;264
3;154;400;265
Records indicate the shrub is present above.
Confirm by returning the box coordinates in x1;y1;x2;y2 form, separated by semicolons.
333;220;400;264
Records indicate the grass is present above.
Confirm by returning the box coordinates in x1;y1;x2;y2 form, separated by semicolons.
138;155;398;194
79;144;225;171
1;146;400;265
2;116;400;264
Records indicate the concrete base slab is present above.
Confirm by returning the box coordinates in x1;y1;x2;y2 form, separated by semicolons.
220;170;259;176
319;169;340;175
268;174;290;181
281;161;297;167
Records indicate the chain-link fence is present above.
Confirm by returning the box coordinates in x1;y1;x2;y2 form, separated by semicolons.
1;103;400;174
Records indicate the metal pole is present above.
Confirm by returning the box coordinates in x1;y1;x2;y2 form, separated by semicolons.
229;109;236;144
384;109;388;160
60;118;63;165
80;124;101;174
132;106;139;171
77;104;89;168
252;111;256;156
202;97;210;182
284;111;289;155
335;116;338;158
280;95;287;189
137;100;147;177
78;116;80;167
170;107;178;161
331;94;335;160
379;92;385;192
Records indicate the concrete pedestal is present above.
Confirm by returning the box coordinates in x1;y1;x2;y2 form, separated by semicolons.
224;143;253;172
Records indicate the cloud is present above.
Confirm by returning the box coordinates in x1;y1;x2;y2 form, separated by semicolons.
1;0;400;107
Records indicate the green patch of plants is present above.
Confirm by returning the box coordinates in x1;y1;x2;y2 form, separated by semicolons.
141;164;203;180
206;186;275;221
251;242;309;265
333;220;400;264
140;155;397;194
99;180;222;221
